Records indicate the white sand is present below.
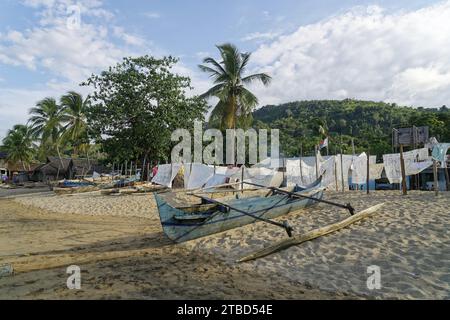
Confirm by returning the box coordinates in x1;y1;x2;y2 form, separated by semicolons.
7;190;450;299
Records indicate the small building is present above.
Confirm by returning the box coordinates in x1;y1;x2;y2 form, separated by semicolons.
0;151;8;180
33;157;73;182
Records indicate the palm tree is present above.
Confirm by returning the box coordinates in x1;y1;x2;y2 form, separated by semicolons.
60;91;90;155
28;97;65;162
2;125;35;171
199;43;271;129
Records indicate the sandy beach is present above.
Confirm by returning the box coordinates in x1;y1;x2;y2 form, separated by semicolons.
1;189;449;299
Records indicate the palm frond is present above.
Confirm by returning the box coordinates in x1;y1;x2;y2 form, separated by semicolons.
239;52;251;74
199;83;226;100
202;57;227;75
241;73;272;86
217;43;241;80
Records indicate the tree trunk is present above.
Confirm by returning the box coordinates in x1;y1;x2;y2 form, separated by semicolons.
223;95;236;129
55;142;66;179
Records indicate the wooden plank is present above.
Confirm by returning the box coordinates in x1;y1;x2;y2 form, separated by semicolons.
314;146;319;179
433;159;439;196
366;151;370;194
399;145;407;195
299;143;304;184
237;203;385;263
340;136;345;192
444;164;450;192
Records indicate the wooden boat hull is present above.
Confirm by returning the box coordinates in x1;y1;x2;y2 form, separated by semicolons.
154;181;324;243
53;186;99;195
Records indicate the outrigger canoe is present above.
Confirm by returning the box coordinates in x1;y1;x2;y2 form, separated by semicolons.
154;177;326;243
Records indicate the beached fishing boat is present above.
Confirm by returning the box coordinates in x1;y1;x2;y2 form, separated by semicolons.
154;177;328;243
53;186;99;195
60;180;95;188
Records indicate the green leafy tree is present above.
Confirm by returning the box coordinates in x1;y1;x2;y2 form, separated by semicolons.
82;55;207;164
2;124;35;171
199;43;271;129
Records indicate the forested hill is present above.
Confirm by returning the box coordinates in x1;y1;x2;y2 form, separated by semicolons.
252;99;450;158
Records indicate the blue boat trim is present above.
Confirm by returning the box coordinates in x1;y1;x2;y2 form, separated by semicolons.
154;177;324;243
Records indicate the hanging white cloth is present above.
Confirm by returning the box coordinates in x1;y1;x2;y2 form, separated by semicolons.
152;164;181;188
185;163;215;189
382;154;403;184
351;153;381;184
335;154;356;189
319;156;337;189
351;153;368;185
383;148;431;183
369;163;384;180
230;167;283;190
405;160;433;175
251;158;282;169
204;167;240;188
286;159;317;186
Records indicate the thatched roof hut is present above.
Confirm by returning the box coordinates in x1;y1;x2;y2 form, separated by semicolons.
34;157;73;180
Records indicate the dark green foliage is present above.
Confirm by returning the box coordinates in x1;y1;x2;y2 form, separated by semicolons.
82;56;208;164
253;99;450;157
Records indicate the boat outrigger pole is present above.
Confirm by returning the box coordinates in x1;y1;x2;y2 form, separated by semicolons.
242;181;356;216
191;194;294;237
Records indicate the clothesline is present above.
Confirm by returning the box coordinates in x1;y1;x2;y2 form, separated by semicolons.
150;145;447;190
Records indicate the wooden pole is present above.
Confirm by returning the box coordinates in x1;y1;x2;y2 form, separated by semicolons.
351;138;357;191
314;146;319;179
366;151;370;194
124;161;128;178
241;165;244;193
340;136;345;192
142;158;146;182
399;145;407;195
299;143;303;185
334;156;338;191
445;164;450;192
433;159;439;196
351;138;355;156
237;203;385;263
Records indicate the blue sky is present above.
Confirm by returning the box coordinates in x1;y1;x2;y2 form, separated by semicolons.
1;0;449;139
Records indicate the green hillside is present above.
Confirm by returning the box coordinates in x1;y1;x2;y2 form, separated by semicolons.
252;99;450;157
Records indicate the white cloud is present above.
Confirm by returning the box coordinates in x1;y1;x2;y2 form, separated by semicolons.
0;87;57;140
0;0;154;140
1;1;149;84
241;31;280;42
113;26;146;47
248;1;450;108
143;11;161;19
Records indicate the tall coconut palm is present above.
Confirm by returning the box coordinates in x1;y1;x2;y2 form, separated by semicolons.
2;124;35;171
60;91;90;155
199;43;271;129
28;97;65;162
